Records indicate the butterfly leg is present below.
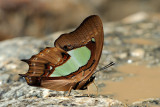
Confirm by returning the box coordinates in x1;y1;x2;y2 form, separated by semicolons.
93;81;98;96
63;91;66;97
66;86;73;96
87;87;90;97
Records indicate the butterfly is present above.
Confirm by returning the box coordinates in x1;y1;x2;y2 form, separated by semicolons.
19;15;113;95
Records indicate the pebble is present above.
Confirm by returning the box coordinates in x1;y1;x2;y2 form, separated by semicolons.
127;59;133;64
0;74;10;84
117;52;128;59
42;89;50;98
122;12;148;23
131;48;145;58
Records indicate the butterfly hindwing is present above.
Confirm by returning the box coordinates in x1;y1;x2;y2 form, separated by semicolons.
20;15;104;91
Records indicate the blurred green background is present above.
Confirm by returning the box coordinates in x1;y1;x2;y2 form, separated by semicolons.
0;0;160;41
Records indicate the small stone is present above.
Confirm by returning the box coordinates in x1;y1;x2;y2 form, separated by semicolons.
42;89;50;98
122;12;148;23
118;52;128;59
127;59;133;64
131;48;145;58
0;74;10;84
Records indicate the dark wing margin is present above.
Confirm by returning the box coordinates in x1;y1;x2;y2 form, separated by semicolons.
54;15;104;51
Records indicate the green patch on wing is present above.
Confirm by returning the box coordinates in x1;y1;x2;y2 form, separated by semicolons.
50;46;91;77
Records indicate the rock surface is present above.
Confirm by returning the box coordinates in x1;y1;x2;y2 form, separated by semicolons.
0;14;160;106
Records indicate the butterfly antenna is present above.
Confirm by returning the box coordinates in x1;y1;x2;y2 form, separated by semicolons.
93;62;115;75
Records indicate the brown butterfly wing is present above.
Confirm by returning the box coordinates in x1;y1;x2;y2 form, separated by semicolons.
40;77;77;91
45;15;104;90
20;47;70;77
20;15;104;91
55;15;103;52
55;15;103;75
54;15;103;75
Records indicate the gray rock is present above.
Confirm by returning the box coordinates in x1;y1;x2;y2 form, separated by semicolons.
0;37;43;60
1;14;160;106
0;82;122;107
131;98;160;107
0;96;122;107
0;74;10;84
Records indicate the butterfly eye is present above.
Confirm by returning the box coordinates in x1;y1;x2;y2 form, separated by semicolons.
40;53;43;56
